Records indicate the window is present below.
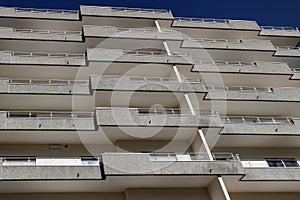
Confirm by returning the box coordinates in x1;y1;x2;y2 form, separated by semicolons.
266;159;299;168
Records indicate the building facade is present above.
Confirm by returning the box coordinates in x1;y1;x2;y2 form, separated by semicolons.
0;5;299;200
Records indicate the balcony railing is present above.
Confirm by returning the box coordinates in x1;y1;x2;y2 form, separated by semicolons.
85;6;170;14
191;38;242;44
2;157;99;166
149;152;237;161
242;159;300;168
12;7;79;14
276;46;300;50
195;60;258;67
207;85;273;92
261;26;299;32
175;17;229;24
122;50;189;57
7;111;94;119
88;26;177;34
9;78;89;86
127;76;201;83
137;108;216;116
222;116;294;125
14;28;82;35
3;51;85;58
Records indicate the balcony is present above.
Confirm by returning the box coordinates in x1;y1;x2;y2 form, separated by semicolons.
87;48;193;65
80;6;173;19
0;51;86;66
206;86;300;102
95;107;222;127
181;38;276;51
0;6;79;20
241;158;300;181
260;26;300;37
90;75;205;93
172;18;260;30
0;157;102;180
102;152;244;175
275;46;300;57
83;25;183;41
192;60;292;75
0;111;96;130
0;78;90;95
0;27;82;41
221;116;299;135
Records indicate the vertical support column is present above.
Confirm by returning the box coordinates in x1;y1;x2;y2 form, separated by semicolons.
218;176;231;200
155;20;162;32
207;177;231;200
198;129;214;161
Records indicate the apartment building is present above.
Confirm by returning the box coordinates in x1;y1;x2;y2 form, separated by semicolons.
0;4;299;200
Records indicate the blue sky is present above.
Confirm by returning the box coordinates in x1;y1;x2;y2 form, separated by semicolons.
0;0;299;28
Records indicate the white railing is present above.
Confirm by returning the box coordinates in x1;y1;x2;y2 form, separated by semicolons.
13;7;79;14
9;78;89;86
242;159;300;168
175;17;229;24
89;26;177;34
128;76;201;83
6;51;85;58
222;116;294;125
276;46;300;50
91;6;170;14
261;26;299;32
137;108;216;116
192;38;242;44
2;157;99;166
149;152;237;161
7;111;94;119
123;50;189;57
195;60;258;67
14;28;82;35
207;85;273;92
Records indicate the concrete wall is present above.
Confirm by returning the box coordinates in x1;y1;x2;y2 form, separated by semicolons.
87;48;193;64
83;25;183;40
181;39;276;51
206;87;300;101
221;119;300;135
126;188;210;200
102;153;244;175
90;75;206;93
0;193;125;200
274;48;300;57
95;108;223;127
242;168;300;181
172;19;260;30
80;6;173;19
231;192;300;200
192;61;292;75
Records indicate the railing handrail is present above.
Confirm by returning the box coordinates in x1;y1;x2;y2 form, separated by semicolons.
260;26;299;32
149;152;237;161
222;116;294;125
241;159;300;168
195;60;285;66
14;28;82;35
122;50;189;57
6;6;79;14
191;38;242;43
6;111;94;118
207;85;273;92
83;5;170;13
1;51;85;58
291;68;300;72
175;17;256;23
9;78;89;86
276;46;300;50
84;25;177;34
